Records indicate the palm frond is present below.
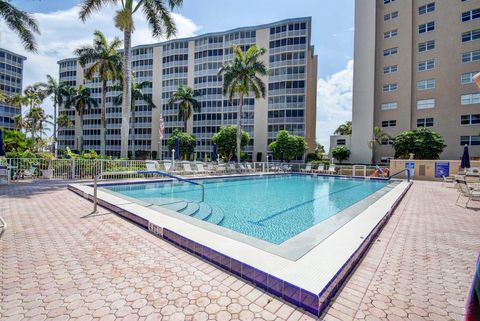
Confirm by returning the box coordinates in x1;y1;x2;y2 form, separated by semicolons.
0;0;40;52
79;0;119;22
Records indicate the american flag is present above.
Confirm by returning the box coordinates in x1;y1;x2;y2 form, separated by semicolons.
159;113;165;140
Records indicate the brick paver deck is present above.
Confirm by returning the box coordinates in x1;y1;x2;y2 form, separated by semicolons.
1;181;479;321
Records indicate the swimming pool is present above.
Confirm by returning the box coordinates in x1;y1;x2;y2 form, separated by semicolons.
103;174;390;244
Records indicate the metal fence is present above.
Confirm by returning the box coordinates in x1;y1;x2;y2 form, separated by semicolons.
4;158;389;181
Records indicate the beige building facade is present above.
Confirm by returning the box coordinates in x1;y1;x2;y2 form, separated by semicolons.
57;17;317;161
351;0;480;164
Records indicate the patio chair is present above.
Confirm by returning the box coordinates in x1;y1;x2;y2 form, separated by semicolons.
238;164;248;173
228;163;238;173
301;164;312;173
23;165;37;180
441;175;455;188
145;160;159;172
326;165;337;175
182;163;194;176
456;179;480;208
195;163;210;175
246;163;255;173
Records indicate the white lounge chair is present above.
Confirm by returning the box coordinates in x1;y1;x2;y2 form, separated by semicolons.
246;163;255;173
326;165;336;175
456;179;480;208
182;163;194;176
195;163;210;175
301;164;312;173
145;160;159;172
238;164;248;173
228;163;237;173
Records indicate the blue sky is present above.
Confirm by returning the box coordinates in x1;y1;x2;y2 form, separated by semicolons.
6;0;356;148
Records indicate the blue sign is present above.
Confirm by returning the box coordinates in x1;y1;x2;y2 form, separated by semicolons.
435;162;450;178
405;161;415;177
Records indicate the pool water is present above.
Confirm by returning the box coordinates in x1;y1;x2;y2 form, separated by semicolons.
104;175;389;244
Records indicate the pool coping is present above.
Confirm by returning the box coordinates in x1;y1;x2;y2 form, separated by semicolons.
97;174;400;261
68;173;412;316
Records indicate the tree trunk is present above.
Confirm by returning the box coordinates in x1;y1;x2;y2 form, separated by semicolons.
120;30;132;159
79;112;84;153
131;103;136;159
236;93;244;163
53;100;57;157
100;80;107;156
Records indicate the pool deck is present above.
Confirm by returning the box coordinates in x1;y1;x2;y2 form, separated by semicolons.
1;180;479;321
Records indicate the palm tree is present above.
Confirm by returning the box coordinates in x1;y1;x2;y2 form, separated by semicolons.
12;114;25;130
24;107;52;141
0;0;40;52
74;30;123;156
23;84;47;110
114;80;156;158
218;45;268;162
0;89;7;103
368;126;391;165
36;75;69;156
334;121;352;135
79;0;183;158
168;85;200;132
65;86;98;153
57;113;73;130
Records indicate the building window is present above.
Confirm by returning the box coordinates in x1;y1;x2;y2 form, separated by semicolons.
381;120;397;127
418;40;435;52
461;114;480;125
383;47;398;56
419;21;435;34
462;50;480;63
462;8;480;22
461;72;479;84
381;102;398;110
417;79;436;91
461;93;480;105
383;65;398;74
461;136;480;146
384;29;398;39
462;29;480;42
417;117;434;127
336;139;346;145
417;59;435;71
384;11;399;21
417;99;435;109
381;138;394;145
383;83;398;92
419;3;435;15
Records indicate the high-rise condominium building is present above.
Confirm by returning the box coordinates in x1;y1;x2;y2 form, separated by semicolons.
351;0;480;164
57;17;317;160
0;48;26;129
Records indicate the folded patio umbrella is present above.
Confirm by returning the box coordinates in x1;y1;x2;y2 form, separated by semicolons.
0;129;4;157
461;145;471;169
212;143;217;162
175;138;180;160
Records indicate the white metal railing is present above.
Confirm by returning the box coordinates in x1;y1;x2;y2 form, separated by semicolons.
4;158;392;181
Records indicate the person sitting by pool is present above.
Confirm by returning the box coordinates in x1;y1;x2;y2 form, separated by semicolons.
372;166;390;178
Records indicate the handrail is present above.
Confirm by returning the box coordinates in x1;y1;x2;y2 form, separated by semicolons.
137;170;205;202
389;169;410;182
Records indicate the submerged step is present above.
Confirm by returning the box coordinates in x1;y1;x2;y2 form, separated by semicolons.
192;202;212;221
205;204;225;225
160;200;188;212
179;201;200;216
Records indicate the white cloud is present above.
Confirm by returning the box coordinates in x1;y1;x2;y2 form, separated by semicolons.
0;5;200;116
315;59;353;151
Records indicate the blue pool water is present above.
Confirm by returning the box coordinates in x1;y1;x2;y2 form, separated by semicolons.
104;175;389;244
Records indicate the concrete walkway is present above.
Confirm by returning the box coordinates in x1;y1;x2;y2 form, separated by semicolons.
1;180;479;321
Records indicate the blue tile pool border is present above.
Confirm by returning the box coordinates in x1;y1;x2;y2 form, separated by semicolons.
68;176;411;317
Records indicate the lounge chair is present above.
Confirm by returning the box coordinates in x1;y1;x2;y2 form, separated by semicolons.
195;163;210;175
326;165;336;175
23;165;37;180
238;164;248;173
456;179;480;208
182;163;194;176
145;160;159;172
228;163;238;173
246;163;255;173
301;164;312;173
441;175;455;187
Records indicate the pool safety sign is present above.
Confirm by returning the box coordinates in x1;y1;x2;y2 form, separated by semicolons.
435;162;450;178
405;161;415;178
